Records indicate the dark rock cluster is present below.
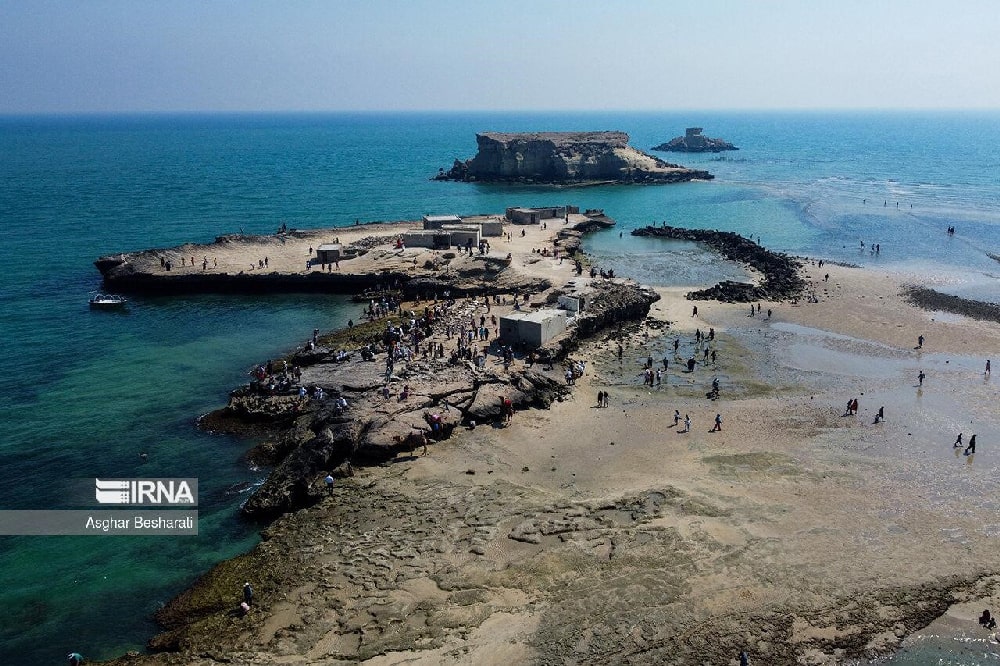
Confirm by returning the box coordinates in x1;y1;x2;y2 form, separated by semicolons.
652;128;738;153
903;285;1000;323
632;225;805;302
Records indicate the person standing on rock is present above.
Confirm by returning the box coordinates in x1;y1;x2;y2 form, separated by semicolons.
324;474;334;495
243;582;254;607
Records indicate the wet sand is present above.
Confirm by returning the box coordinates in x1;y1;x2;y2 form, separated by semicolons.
118;255;1000;665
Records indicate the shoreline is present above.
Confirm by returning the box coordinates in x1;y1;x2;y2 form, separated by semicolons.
98;218;1000;665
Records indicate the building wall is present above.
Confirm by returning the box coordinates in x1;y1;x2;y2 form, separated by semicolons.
499;310;567;347
442;226;481;248
505;206;567;224
422;215;462;229
402;232;449;248
316;246;342;263
557;295;582;313
478;220;503;237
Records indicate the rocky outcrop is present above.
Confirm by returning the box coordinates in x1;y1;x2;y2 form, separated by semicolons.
653;127;738;153
554;209;616;255
230;282;657;519
436;132;713;184
94;239;548;298
632;225;805;302
903;286;1000;324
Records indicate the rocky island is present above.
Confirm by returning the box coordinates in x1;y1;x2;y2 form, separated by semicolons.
95;210;1000;666
653;127;738;153
435;131;713;185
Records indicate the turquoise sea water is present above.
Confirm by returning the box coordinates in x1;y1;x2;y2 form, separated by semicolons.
1;111;999;664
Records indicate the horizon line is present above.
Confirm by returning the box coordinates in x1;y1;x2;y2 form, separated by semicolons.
2;107;1000;119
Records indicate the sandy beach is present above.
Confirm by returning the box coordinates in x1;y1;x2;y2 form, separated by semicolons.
109;220;1000;666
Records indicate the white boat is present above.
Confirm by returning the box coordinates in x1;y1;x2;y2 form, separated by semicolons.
89;293;128;309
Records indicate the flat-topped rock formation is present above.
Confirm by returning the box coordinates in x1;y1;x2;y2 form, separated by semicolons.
94;220;565;298
435;131;713;184
652;127;738;153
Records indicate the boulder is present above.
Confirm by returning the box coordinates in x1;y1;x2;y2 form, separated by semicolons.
241;423;358;519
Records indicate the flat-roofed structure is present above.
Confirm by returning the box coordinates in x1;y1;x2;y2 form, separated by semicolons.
506;206;573;224
499;309;568;347
402;230;451;249
422;215;463;229
441;225;481;249
476;219;503;237
316;244;343;264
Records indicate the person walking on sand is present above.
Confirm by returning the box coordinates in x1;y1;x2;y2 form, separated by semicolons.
683;414;691;433
987;360;992;376
965;434;977;455
918;370;925;386
597;390;604;408
953;433;963;448
673;409;681;427
602;391;609;408
917;334;924;349
712;413;722;432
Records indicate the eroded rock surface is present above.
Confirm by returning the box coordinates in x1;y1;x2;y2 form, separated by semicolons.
436;132;713;184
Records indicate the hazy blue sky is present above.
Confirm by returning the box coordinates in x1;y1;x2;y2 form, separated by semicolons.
2;0;998;113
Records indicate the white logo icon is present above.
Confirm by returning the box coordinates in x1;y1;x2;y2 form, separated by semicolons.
95;479;195;505
95;478;131;504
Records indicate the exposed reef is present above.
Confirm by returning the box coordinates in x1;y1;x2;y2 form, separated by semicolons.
435;131;713;185
903;285;1000;324
652;127;738;153
632;225;805;301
